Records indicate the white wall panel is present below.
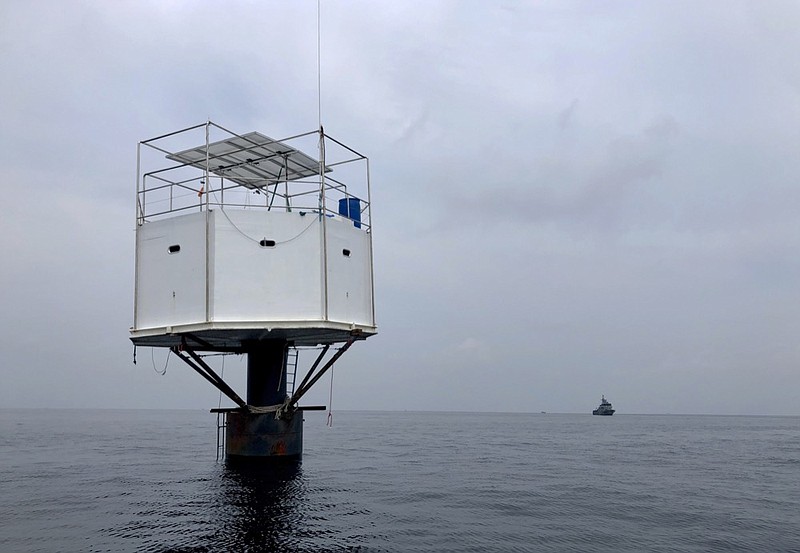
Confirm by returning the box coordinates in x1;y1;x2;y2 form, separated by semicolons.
136;212;207;328
211;210;323;322
134;209;375;337
326;217;373;326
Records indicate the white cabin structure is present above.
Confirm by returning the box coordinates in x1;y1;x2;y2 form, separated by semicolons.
130;122;377;350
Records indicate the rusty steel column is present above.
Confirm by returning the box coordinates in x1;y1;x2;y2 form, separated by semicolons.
225;413;303;461
226;339;303;462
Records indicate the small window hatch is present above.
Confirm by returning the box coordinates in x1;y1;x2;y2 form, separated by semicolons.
260;239;276;248
168;245;181;254
342;249;351;257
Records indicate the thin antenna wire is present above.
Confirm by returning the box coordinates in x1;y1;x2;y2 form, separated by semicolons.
317;0;322;130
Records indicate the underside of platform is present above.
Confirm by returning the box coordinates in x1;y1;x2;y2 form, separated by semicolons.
130;321;375;350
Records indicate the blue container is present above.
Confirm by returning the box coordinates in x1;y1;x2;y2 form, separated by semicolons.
338;197;362;228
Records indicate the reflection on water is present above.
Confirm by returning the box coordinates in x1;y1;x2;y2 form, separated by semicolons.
114;454;375;553
209;459;377;552
214;460;309;552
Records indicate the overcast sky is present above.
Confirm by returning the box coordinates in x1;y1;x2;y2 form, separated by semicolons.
1;0;799;415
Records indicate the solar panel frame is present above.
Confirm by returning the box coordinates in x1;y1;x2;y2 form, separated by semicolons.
166;131;329;189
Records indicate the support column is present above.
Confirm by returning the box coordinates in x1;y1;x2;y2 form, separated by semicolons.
226;339;303;462
225;412;303;461
246;340;287;407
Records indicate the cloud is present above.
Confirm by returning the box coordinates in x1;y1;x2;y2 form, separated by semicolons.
1;1;799;415
557;98;579;130
455;337;485;353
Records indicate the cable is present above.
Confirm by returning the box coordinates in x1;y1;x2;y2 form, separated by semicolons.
326;365;334;427
152;347;169;376
209;185;318;246
221;204;317;245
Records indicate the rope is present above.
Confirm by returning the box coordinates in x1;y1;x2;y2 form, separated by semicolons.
249;405;282;414
327;366;334;427
152;347;169;376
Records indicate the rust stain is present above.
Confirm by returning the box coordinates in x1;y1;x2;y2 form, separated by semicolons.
271;440;287;455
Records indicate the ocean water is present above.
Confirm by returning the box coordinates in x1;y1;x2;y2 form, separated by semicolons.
0;409;798;552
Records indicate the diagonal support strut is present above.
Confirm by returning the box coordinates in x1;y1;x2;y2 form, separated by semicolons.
288;337;356;409
171;339;248;410
292;344;330;398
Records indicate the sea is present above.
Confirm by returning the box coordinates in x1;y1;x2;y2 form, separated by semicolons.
1;409;798;552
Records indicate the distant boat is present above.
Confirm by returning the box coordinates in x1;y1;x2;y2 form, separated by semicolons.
592;395;615;416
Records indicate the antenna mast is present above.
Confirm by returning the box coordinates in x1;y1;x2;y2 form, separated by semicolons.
317;0;322;131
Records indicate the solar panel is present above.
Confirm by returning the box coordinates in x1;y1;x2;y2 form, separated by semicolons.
166;132;329;189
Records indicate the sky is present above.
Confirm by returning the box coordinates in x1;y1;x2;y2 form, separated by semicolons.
1;0;799;415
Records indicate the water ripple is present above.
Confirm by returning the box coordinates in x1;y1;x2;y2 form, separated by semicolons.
1;410;799;552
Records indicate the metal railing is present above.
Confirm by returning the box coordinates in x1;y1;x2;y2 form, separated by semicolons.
136;121;372;231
